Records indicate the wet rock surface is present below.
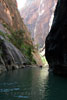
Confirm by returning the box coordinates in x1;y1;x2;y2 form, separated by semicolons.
45;0;67;76
0;36;27;73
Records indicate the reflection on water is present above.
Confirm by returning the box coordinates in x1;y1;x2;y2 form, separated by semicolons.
0;67;67;100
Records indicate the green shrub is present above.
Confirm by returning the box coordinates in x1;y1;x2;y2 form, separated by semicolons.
0;31;6;38
8;30;36;64
1;23;36;64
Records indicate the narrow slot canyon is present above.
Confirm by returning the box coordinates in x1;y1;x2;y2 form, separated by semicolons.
0;0;67;100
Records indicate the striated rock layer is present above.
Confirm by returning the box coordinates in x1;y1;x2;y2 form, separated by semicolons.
20;0;57;48
45;0;67;76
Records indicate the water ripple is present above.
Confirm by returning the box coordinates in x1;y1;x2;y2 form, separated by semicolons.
0;88;20;93
15;95;29;98
0;82;18;86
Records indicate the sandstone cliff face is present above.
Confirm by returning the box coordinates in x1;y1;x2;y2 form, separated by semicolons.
45;0;67;76
0;0;30;73
20;0;57;48
0;0;32;44
0;0;43;73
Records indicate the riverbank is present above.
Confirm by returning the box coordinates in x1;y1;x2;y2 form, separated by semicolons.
0;64;45;75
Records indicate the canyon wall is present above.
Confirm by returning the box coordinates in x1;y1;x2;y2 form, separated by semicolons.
0;0;43;74
20;0;57;48
45;0;67;76
0;0;32;44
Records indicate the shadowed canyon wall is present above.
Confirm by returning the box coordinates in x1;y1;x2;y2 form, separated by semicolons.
45;0;67;76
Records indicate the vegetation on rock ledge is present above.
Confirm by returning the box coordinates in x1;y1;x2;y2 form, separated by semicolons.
7;30;36;64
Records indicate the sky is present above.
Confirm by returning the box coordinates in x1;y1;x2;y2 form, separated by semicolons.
16;0;26;10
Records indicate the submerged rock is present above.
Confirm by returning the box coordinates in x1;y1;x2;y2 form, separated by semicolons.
0;36;27;73
45;0;67;76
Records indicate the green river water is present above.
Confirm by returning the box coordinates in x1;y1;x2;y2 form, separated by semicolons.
0;67;67;100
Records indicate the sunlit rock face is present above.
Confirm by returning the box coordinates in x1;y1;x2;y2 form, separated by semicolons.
20;0;57;48
0;0;31;73
45;0;67;76
0;0;44;74
0;0;21;30
0;0;32;43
